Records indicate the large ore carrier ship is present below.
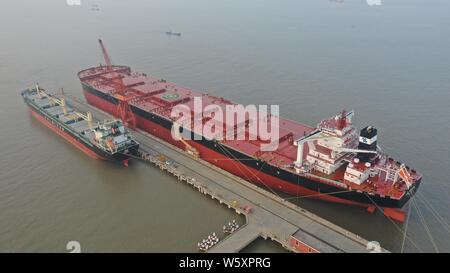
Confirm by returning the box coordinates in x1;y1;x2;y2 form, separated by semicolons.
78;40;422;221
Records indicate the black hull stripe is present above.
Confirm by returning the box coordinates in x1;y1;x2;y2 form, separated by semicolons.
82;83;421;208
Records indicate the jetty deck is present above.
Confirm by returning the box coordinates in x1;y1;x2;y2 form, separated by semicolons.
68;95;387;253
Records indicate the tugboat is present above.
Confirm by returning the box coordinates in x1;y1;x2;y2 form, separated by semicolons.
22;85;139;166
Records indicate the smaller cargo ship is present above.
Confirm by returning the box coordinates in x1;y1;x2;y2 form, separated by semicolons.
22;85;139;166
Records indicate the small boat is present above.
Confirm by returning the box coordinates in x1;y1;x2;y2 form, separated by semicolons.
165;31;181;36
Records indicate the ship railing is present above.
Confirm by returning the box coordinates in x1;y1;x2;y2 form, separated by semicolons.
304;172;348;189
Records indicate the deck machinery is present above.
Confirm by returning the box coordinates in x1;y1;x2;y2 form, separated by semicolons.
77;40;422;222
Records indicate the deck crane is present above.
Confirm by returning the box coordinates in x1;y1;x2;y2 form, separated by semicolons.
35;84;94;129
99;39;112;70
172;121;200;159
179;138;200;159
98;39;136;128
36;84;67;115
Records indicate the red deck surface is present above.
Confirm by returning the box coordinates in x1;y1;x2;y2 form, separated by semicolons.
78;65;421;201
79;66;314;166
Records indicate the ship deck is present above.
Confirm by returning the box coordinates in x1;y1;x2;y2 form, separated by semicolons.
319;163;406;199
24;90;104;149
78;65;422;198
27;92;91;131
79;66;314;166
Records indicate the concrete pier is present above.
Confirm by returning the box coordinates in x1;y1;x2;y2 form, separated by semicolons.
209;221;261;253
69;95;387;253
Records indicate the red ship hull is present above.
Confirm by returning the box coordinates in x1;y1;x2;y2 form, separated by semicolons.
24;87;138;167
29;107;107;161
78;46;421;223
83;88;411;220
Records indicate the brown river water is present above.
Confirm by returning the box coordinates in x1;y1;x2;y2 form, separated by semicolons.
1;0;450;252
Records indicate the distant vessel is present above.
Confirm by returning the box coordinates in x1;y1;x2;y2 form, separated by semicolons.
78;40;422;222
22;85;139;166
91;5;100;12
165;31;181;36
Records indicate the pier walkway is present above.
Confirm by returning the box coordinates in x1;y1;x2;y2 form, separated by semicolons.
208;222;261;253
69;95;387;253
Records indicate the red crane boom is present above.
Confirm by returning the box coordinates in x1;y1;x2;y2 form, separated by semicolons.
98;39;112;70
97;39;136;128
